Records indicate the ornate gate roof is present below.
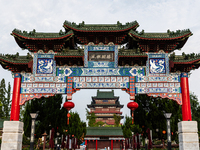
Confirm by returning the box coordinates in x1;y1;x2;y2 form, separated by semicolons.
0;20;197;73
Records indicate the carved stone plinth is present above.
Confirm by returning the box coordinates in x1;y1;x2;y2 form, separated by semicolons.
178;121;199;150
1;121;24;150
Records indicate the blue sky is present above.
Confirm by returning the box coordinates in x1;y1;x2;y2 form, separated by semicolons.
0;0;200;122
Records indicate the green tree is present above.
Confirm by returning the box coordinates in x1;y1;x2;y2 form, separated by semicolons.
94;121;105;127
0;79;5;118
86;109;107;127
113;114;121;127
127;93;200;142
23;101;32;137
4;80;11;118
86;108;97;127
66;112;86;146
121;116;141;138
190;93;200;131
23;94;67;138
0;101;3;118
134;94;182;141
0;79;11;119
86;109;122;127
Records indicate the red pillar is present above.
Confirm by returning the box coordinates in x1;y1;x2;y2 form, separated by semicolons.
111;139;113;150
96;139;98;150
180;73;192;121
122;139;124;150
10;73;21;121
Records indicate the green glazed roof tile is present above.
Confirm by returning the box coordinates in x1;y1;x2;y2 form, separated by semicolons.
92;90;118;99
56;50;83;56
0;55;31;64
129;29;192;40
86;127;123;136
2;51;200;65
64;20;139;32
170;55;200;63
11;29;74;40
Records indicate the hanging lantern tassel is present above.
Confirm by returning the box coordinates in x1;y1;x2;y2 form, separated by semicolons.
67;113;71;125
63;102;75;125
131;110;134;124
127;102;139;124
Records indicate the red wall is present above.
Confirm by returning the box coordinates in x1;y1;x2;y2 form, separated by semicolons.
87;140;122;149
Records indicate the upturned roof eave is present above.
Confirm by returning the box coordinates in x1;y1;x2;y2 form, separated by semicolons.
64;26;138;33
11;30;74;41
172;58;200;64
63;21;139;33
87;104;123;108
129;31;192;41
92;96;119;99
0;57;31;65
91;110;123;113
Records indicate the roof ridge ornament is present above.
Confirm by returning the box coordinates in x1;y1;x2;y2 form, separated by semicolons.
38;50;44;54
48;50;55;54
108;42;114;46
37;50;55;54
59;30;64;35
98;42;104;46
88;42;95;46
158;50;165;53
117;21;122;27
87;42;115;46
167;29;192;36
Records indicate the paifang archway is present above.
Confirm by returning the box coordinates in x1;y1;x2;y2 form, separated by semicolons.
0;21;196;122
2;20;200;150
11;45;189;120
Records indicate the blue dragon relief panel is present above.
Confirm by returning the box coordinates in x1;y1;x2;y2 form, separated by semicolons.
33;53;56;76
146;53;169;76
149;58;166;74
37;58;54;74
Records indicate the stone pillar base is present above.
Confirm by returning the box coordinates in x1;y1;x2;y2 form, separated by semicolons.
178;121;199;150
1;121;24;150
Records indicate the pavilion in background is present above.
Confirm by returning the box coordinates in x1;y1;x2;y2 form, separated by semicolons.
87;90;124;125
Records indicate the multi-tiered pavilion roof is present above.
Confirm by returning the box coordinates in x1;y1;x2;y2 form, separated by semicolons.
0;20;198;73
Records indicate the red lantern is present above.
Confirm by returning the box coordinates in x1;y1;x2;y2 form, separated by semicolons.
63;101;75;111
63;101;75;125
127;102;139;111
127;102;139;124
